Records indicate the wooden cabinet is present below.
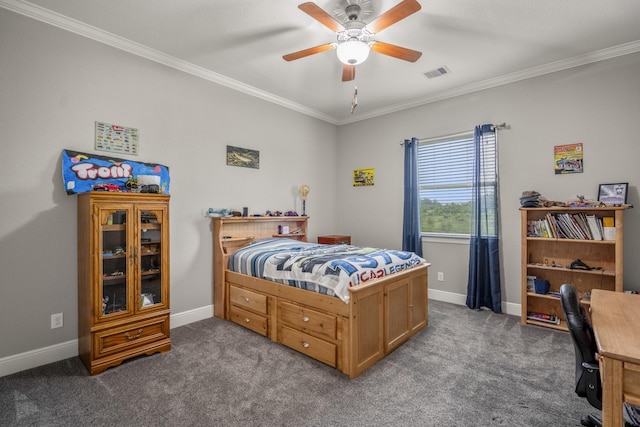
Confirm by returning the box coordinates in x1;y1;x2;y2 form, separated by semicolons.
520;206;627;331
385;272;428;351
77;192;171;375
318;235;351;245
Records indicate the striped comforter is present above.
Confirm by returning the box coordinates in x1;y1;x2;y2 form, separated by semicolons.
228;238;426;303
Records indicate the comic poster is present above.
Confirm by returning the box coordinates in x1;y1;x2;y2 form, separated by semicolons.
353;168;375;186
62;149;170;195
554;143;583;174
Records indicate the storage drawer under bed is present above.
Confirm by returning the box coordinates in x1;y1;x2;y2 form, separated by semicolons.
279;301;336;340
229;305;268;336
280;325;337;367
229;285;268;314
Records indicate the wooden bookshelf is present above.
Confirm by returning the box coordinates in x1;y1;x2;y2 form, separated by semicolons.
520;206;628;331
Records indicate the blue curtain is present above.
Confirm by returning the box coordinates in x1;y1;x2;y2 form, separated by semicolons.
402;137;422;257
466;125;502;312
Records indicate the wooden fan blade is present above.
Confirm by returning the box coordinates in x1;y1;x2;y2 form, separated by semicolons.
342;64;356;82
366;0;421;34
283;43;335;61
371;41;422;62
298;2;345;33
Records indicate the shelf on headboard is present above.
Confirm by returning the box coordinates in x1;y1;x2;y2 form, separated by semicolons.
212;216;309;318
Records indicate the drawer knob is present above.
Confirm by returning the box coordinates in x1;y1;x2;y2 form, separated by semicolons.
243;297;250;302
244;318;250;323
124;329;143;340
302;316;309;322
302;342;310;348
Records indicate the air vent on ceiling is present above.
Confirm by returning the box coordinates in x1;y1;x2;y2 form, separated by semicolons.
424;66;451;79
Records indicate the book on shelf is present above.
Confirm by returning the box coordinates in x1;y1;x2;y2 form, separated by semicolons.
528;213;610;241
526;312;561;325
602;216;615;240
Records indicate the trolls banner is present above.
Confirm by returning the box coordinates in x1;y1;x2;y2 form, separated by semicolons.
62;149;170;195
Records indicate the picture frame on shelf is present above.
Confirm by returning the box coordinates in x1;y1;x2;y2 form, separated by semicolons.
598;182;628;206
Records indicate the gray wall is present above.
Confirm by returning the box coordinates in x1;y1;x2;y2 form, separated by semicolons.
0;9;338;361
2;6;640;372
337;52;640;311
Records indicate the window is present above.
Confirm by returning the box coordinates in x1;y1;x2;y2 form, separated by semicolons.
418;131;497;236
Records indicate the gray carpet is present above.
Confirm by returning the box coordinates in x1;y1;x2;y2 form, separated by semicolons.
0;300;594;426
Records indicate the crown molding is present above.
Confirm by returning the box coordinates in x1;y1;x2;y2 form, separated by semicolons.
337;40;640;125
0;0;339;125
3;0;639;127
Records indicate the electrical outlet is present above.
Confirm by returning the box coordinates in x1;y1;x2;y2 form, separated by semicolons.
51;313;63;329
437;272;444;282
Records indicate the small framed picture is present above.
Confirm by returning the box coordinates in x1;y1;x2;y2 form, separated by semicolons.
598;183;628;206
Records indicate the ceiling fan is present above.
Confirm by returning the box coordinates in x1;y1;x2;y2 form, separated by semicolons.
283;0;422;82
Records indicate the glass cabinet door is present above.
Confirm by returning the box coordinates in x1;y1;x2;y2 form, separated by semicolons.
137;206;168;310
99;206;133;319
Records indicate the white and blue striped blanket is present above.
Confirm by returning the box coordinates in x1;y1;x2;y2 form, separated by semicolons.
228;238;426;303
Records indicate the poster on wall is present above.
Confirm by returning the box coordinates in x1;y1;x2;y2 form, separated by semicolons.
226;145;259;169
95;121;139;155
353;168;375;186
554;143;583;174
62;149;170;195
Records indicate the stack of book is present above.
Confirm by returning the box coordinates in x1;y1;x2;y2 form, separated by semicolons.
526;213;613;240
526;312;561;325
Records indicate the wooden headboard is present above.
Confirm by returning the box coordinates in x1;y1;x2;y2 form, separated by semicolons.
211;216;309;318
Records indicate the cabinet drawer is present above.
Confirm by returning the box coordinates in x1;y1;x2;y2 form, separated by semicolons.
230;306;268;337
280;325;336;367
93;316;169;358
229;285;268;315
279;301;336;340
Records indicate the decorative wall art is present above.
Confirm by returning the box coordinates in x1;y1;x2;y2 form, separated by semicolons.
598;182;628;206
95;121;139;155
554;143;583;174
353;168;375;186
226;145;259;169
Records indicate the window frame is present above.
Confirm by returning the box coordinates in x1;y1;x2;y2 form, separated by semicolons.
417;130;497;238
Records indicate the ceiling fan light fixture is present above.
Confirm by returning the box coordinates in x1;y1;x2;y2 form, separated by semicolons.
336;40;370;65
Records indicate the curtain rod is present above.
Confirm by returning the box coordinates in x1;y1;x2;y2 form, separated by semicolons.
399;122;510;145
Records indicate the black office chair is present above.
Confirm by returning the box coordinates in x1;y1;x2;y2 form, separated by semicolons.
559;283;638;427
559;283;602;426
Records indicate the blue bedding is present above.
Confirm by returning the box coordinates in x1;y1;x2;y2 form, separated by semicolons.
228;238;426;303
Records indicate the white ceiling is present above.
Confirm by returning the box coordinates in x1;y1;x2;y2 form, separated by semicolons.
3;0;640;124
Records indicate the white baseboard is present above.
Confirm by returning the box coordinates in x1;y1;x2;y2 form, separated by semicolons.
0;305;215;378
1;297;522;378
429;289;521;317
170;304;214;328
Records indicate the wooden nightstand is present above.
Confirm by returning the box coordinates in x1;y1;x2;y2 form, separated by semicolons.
318;235;351;245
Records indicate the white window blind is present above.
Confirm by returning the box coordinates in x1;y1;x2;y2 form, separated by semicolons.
418;131;497;235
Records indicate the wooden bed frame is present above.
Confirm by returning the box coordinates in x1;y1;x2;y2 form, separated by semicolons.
212;216;429;378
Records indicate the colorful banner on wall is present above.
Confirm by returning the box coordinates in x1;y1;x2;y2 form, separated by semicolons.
62;149;170;195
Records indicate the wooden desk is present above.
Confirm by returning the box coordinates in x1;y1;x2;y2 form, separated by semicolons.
590;289;640;427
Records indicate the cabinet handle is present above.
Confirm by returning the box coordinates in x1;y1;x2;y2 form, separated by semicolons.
302;342;310;348
124;329;143;340
302;316;309;322
244;318;250;323
243;297;250;302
